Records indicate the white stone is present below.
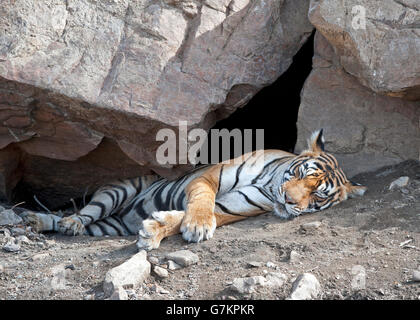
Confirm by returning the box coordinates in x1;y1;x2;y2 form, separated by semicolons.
2;241;20;252
289;250;302;263
230;276;267;294
103;250;151;297
389;176;410;190
165;250;199;267
265;272;287;289
154;265;169;278
167;260;182;270
151;284;170;294
300;221;322;232
289;273;321;300
16;235;31;245
351;265;366;291
148;256;159;265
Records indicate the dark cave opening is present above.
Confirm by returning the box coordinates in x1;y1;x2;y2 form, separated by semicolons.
208;31;315;161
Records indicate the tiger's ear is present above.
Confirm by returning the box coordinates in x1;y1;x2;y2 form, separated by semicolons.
345;181;367;198
307;129;325;153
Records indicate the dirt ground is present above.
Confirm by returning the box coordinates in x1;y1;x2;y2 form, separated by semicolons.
0;160;419;300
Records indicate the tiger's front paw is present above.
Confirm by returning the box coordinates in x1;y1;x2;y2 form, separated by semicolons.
137;219;163;251
180;211;216;243
57;216;85;236
137;211;185;251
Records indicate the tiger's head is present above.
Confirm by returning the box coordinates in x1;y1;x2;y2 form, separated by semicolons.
278;129;366;217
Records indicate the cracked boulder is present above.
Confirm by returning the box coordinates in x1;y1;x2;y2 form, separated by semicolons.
0;0;313;206
309;0;420;100
295;32;420;177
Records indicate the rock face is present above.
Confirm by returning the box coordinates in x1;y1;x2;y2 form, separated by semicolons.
296;32;420;178
0;0;313;206
309;0;420;100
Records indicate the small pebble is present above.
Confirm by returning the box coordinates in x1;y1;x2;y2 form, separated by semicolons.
148;256;159;265
151;284;169;294
289;250;301;263
300;221;322;232
167;260;182;270
288;273;321;300
3;241;20;252
165;250;199;267
389;176;409;190
16;235;31;245
153;265;169;278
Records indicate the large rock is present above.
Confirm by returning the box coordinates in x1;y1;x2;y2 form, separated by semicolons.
0;0;313;205
296;32;420;178
309;0;420;100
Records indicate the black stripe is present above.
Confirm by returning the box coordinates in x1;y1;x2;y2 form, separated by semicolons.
111;185;128;207
216;202;247;216
118;198;137;218
230;159;248;191
52;218;57;231
263;175;274;188
88;201;107;219
79;214;94;224
113;215;132;235
107;217;128;236
237;191;266;211
313;162;324;170
100;219;123;236
110;188;121;210
176;191;187;211
168;175;190;210
251;158;282;184
336;169;346;185
153;182;170;212
128;178;138;191
85;225;94;236
251;185;274;202
103;191;116;211
95;221;110;236
134;199;149;219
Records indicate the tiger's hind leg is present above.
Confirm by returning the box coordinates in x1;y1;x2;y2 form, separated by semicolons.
28;175;159;236
137;210;185;251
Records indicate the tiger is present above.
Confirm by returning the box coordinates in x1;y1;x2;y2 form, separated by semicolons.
26;129;366;251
